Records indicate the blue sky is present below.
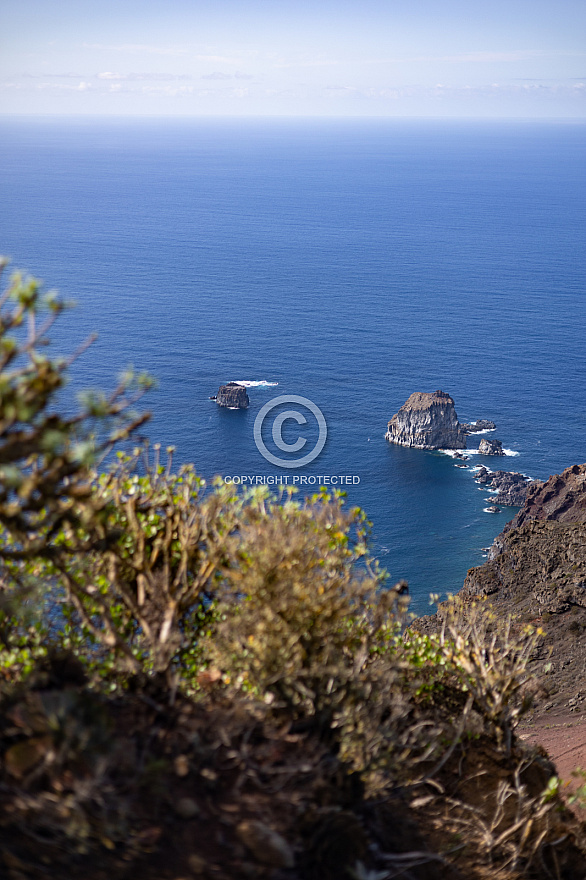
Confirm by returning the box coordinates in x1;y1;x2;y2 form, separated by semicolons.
1;0;585;116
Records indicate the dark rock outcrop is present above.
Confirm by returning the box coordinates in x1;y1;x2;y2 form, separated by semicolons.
461;420;497;433
474;469;536;507
478;437;504;456
385;390;467;450
216;382;249;409
505;463;586;532
456;463;586;597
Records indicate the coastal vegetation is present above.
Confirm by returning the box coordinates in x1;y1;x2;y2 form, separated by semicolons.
1;261;585;879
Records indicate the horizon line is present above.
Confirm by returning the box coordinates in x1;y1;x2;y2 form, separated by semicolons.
1;112;585;123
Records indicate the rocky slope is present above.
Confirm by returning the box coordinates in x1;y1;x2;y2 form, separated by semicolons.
386;390;467;449
502;462;586;534
216;382;250;408
419;462;586;726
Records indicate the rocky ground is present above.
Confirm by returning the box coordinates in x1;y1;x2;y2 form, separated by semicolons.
2;659;584;880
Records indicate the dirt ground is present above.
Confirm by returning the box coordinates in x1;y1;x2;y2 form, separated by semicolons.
520;712;586;799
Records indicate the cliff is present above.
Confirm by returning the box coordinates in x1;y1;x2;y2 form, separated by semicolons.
456;462;586;722
386;390;467;449
217;382;250;409
502;462;586;534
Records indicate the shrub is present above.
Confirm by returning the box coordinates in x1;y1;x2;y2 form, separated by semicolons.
0;259;150;565
51;449;245;680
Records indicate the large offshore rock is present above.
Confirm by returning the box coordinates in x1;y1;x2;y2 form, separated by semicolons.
216;383;249;409
385;390;467;449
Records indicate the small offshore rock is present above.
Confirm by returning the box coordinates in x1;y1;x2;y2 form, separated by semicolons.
236;820;294;868
175;798;200;820
479;437;505;455
461;419;496;433
216;383;249;409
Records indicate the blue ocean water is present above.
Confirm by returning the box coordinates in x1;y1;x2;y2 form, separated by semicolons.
1;117;585;614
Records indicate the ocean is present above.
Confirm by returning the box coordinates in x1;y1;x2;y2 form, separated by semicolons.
1;116;585;614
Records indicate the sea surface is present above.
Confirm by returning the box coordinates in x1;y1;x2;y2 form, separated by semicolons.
1;117;585;614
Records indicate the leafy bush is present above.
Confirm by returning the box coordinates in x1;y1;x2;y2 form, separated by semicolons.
49;448;245;680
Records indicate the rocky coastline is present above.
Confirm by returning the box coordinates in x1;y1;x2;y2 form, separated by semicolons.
416;461;586;730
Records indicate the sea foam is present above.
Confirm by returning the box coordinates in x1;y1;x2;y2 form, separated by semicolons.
466;448;520;457
230;380;279;388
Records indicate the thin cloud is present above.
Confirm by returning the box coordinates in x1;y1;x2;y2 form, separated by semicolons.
201;71;254;81
273;58;338;69
320;81;586;100
83;43;187;56
366;50;566;65
195;54;240;65
21;72;86;79
97;72;191;81
140;85;194;96
201;72;233;80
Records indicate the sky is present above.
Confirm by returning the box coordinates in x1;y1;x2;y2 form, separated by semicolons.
1;0;585;117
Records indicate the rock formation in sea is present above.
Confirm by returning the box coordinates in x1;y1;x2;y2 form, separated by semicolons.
216;382;250;409
474;468;536;507
385;390;467;449
478;437;504;455
460;419;497;433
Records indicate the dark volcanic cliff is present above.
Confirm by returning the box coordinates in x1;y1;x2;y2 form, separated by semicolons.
503;463;586;533
456;463;586;720
465;463;586;597
385;390;467;450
